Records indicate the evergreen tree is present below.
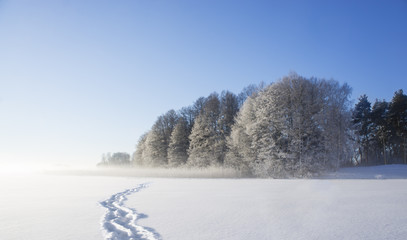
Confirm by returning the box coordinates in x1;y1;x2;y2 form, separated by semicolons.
352;95;372;165
388;89;407;164
370;100;390;164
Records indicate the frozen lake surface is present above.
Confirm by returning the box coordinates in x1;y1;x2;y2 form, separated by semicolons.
1;165;407;240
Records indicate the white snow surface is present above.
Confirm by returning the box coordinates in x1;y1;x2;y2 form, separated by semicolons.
1;165;407;240
0;175;145;240
100;182;161;240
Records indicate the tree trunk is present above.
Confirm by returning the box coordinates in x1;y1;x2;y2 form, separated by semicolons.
383;138;387;165
366;138;369;165
358;147;363;165
404;137;406;165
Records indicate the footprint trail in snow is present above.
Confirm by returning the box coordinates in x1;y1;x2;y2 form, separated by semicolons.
100;183;161;240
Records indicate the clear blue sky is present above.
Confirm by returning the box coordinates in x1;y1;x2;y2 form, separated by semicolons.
0;0;406;168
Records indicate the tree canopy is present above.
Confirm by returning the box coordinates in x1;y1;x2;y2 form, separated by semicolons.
98;73;405;178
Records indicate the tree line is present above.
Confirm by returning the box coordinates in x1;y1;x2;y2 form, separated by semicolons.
98;73;406;178
352;90;407;165
97;152;131;166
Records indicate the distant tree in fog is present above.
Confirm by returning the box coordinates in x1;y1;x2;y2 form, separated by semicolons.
98;152;131;166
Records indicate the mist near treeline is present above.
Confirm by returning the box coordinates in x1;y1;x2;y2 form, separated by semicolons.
99;73;407;178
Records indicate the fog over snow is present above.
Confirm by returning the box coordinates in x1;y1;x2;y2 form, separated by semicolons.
1;165;407;240
1;1;406;239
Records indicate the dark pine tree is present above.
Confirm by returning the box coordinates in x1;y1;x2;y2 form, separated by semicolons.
388;90;407;164
352;95;372;165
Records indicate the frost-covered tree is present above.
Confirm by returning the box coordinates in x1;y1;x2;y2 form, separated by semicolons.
237;84;262;108
319;80;353;168
168;117;190;166
219;91;239;137
188;93;223;167
179;96;207;133
143;129;166;166
227;73;352;177
179;106;195;132
133;133;148;166
228;82;285;177
282;76;329;175
225;95;257;174
192;97;206;118
143;110;179;166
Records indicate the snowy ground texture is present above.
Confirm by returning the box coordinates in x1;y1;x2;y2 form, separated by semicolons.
100;183;161;240
1;165;407;240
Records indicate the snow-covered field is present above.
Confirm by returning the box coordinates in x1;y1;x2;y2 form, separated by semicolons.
1;165;407;240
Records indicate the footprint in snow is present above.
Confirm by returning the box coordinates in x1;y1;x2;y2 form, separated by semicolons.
100;183;161;240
